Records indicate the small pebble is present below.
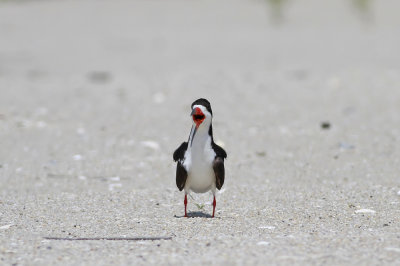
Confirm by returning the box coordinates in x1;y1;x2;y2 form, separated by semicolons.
141;141;160;150
258;226;275;230
88;71;111;83
76;128;86;135
0;224;14;230
321;121;331;129
355;209;375;214
339;142;355;150
109;176;120;182
72;154;83;161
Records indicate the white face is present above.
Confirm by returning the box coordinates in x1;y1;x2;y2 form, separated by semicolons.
191;105;212;129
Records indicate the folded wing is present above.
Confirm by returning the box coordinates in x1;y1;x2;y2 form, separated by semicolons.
173;142;188;191
211;142;227;190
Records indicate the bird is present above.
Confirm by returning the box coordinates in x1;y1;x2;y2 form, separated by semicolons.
173;98;227;218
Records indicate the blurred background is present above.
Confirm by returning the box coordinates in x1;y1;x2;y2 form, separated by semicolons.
0;0;399;191
1;0;399;73
1;0;399;189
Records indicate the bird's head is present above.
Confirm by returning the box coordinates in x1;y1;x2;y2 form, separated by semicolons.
190;98;213;135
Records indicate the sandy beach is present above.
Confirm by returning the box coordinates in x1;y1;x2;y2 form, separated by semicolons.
1;0;400;265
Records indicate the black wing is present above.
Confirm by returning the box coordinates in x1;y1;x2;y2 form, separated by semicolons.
212;142;227;190
176;161;187;191
213;157;225;190
173;142;188;162
212;142;227;159
173;142;188;191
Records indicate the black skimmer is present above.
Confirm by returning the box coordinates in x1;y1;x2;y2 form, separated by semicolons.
173;98;227;218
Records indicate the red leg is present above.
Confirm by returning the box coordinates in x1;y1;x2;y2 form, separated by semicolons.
212;196;216;218
184;194;188;217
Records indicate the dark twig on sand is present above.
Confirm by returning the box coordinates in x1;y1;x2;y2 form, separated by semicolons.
44;237;172;241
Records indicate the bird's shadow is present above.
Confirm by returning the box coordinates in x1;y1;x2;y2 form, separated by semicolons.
174;211;214;218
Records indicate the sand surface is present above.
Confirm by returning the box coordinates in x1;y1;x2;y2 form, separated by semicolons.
1;0;400;265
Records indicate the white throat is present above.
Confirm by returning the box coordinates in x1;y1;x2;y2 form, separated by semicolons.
189;123;210;147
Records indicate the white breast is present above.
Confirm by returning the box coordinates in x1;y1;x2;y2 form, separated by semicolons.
183;134;216;194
